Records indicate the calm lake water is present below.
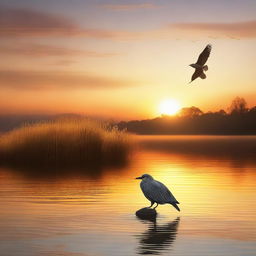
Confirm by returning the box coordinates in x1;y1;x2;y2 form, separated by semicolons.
0;136;256;256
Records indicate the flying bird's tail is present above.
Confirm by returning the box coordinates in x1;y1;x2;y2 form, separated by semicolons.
200;72;206;79
170;203;180;212
203;65;208;71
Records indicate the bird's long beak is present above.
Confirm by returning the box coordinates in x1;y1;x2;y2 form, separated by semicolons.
135;176;142;179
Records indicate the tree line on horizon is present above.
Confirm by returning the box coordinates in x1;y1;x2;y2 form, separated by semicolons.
118;97;256;135
0;97;255;135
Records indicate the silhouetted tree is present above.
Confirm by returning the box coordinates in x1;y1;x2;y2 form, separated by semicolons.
229;97;248;114
117;98;256;135
179;106;203;117
217;109;227;115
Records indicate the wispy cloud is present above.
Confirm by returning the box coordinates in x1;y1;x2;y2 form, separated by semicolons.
100;3;160;11
0;6;146;40
1;6;255;41
0;43;119;57
53;60;78;66
0;6;116;38
171;20;256;39
0;70;139;90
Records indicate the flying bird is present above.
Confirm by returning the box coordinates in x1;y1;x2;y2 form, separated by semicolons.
189;44;212;83
136;174;180;211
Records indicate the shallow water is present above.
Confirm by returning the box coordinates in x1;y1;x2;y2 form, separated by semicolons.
0;136;256;256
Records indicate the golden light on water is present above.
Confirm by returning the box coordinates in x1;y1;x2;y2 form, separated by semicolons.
1;135;256;256
158;99;181;116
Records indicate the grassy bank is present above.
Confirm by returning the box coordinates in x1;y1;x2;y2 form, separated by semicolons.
0;118;132;169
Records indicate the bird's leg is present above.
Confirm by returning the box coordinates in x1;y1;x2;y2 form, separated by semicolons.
153;203;159;209
148;201;155;208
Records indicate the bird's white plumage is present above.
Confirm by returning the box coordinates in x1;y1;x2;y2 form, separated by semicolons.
140;176;178;204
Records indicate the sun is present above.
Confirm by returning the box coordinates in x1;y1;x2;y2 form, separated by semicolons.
159;99;181;116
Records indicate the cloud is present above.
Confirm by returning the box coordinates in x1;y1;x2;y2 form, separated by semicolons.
171;20;256;39
100;3;159;11
0;6;149;40
1;6;255;41
0;6;117;38
0;43;119;57
53;60;78;66
0;6;75;37
0;70;140;90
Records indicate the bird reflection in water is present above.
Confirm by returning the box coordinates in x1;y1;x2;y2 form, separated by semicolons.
136;216;180;255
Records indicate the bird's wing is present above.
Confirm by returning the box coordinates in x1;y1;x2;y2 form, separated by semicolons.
142;180;178;204
196;44;212;66
190;69;201;82
140;182;154;202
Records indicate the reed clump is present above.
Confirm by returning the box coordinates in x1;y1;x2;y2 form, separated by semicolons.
0;118;131;168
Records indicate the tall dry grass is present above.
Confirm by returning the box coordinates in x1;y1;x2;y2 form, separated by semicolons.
0;118;132;169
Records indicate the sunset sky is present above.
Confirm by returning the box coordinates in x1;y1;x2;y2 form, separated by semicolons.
0;0;255;120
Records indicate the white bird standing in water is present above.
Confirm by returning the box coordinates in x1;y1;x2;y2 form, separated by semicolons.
189;44;212;83
136;174;180;211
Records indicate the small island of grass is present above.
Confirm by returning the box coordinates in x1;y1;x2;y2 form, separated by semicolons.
0;118;132;169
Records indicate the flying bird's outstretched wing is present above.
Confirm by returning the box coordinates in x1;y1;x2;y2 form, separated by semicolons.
196;44;212;65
